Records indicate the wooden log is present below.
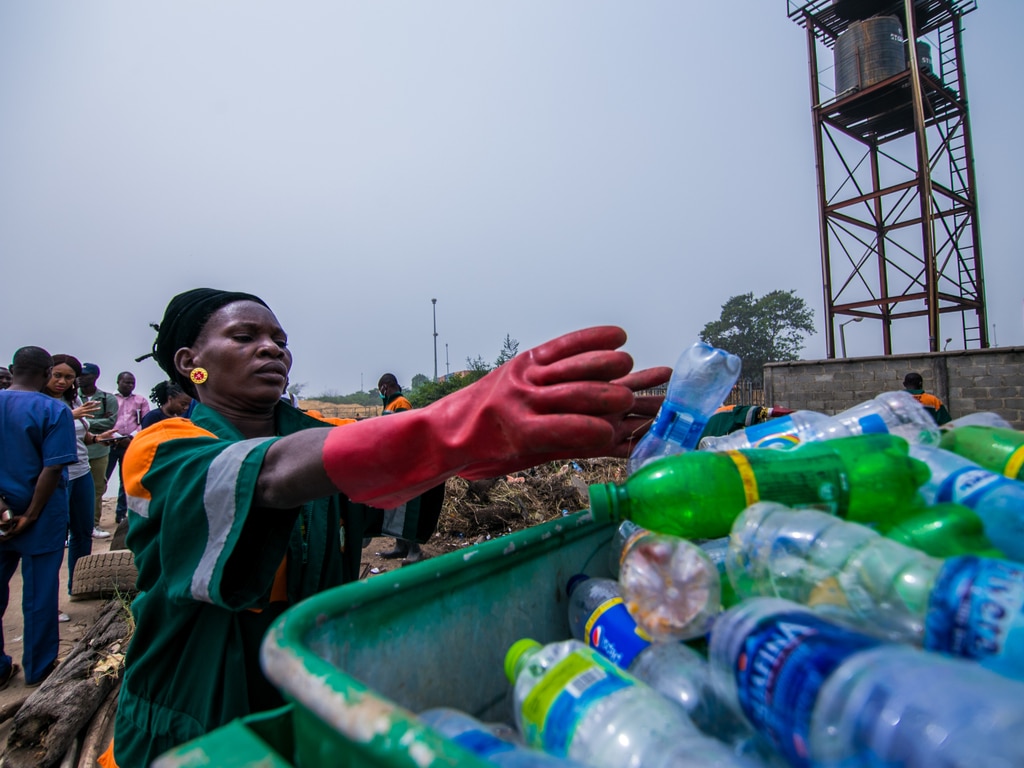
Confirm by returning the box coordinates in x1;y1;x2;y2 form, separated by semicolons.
1;599;131;768
77;683;120;768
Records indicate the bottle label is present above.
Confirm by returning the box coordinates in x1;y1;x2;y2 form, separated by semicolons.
742;416;802;449
727;452;850;514
934;466;1012;508
732;610;880;768
520;649;634;757
1006;445;1024;479
649;405;707;451
449;729;517;759
926;556;1024;677
583;596;652;669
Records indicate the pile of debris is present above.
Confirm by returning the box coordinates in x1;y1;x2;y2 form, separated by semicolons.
435;458;627;545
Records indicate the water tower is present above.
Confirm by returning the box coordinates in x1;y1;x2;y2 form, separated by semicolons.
787;0;986;356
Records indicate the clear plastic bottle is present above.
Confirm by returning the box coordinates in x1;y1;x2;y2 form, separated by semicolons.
709;597;1024;768
617;533;721;640
419;707;590;767
504;638;758;768
627;342;741;474
910;444;1024;561
699;410;831;452
702;391;939;452
565;574;755;747
811;644;1024;767
726;502;1024;679
566;575;653;669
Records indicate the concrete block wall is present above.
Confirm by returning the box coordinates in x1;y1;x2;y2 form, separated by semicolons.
763;346;1024;429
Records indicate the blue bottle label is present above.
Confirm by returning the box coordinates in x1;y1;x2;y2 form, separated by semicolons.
649;405;707;450
449;728;517;758
583;596;652;669
742;416;802;449
926;556;1024;677
935;466;1012;508
856;413;887;434
521;649;634;757
733;611;881;768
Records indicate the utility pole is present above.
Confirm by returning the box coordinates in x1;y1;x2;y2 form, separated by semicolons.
431;298;438;382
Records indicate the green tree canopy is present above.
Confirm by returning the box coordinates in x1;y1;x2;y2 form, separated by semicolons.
410;373;429;390
699;290;815;384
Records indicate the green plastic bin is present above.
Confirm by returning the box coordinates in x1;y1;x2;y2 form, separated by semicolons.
158;508;616;767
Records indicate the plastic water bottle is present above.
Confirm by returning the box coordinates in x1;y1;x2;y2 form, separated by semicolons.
709;597;1024;768
589;433;930;540
565;575;743;741
727;502;1024;679
939;423;1024;480
419;707;590;767
504;638;758;768
699;410;831;451
910;444;1024;561
566;575;653;669
627;342;741;474
607;519;645;578
617;533;721;640
702;391;940;452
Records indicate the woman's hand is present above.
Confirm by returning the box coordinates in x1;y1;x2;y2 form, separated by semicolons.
314;326;673;508
72;400;102;419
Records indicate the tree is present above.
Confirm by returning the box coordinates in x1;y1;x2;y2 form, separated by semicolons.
699;290;815;384
495;334;519;367
410;373;429;390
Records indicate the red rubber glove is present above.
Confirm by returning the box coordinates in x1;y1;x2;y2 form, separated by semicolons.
321;326;671;508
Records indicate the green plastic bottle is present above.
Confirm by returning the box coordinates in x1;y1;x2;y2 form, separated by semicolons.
884;502;1006;559
939;425;1024;480
589;434;929;539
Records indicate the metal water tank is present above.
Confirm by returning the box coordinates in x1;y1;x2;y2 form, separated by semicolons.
835;16;906;95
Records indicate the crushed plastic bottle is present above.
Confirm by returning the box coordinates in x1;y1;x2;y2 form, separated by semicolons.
628;342;741;474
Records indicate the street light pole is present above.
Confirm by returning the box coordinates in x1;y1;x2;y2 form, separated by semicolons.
839;317;863;358
445;343;450;377
432;298;438;382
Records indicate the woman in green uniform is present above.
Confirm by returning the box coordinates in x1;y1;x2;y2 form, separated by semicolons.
110;288;669;766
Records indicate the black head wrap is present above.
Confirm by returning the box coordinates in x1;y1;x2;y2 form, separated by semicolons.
139;288;269;391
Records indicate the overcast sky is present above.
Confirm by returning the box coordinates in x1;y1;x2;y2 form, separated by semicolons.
2;1;1019;399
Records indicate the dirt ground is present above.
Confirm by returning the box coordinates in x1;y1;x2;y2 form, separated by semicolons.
0;459;625;757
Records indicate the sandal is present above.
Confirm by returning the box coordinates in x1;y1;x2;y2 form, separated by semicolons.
0;663;20;691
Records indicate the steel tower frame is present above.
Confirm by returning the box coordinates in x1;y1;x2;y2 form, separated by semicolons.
788;0;986;357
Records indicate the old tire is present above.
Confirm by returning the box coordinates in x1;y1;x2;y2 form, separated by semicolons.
70;550;138;600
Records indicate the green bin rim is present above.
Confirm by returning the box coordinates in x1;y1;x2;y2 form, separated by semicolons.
261;507;610;767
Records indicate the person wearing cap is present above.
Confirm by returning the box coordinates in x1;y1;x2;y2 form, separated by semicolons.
78;363;118;539
903;371;951;425
106;287;669;766
374;373;435;563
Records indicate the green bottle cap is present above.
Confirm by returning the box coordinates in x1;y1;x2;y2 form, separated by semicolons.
505;638;541;684
588;482;616;523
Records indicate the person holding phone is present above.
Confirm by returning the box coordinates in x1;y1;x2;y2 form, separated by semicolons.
42;355;116;602
78;363;118;539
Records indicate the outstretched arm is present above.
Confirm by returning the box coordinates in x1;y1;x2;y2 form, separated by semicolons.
255;327;670;510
